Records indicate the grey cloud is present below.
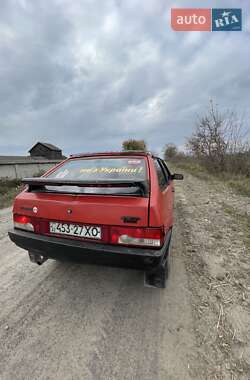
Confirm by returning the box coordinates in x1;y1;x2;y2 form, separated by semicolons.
0;0;249;156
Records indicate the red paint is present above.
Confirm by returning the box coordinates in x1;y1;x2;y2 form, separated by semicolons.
12;152;175;249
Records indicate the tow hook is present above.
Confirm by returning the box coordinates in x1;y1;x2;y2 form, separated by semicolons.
28;251;48;265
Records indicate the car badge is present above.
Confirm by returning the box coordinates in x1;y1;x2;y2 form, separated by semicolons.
67;208;72;214
33;206;38;214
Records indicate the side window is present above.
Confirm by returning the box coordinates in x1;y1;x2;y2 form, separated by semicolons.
160;160;171;182
154;159;167;190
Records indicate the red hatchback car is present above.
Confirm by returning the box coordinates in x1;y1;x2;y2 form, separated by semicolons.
8;151;183;288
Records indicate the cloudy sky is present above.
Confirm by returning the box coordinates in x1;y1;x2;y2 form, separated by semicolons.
0;0;249;156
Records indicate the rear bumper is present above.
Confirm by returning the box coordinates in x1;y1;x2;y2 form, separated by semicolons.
8;228;171;270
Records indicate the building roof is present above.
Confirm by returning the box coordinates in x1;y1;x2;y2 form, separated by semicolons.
0;156;62;165
29;142;61;152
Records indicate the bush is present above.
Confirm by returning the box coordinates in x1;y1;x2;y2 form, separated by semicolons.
122;139;147;151
163;144;178;160
0;179;21;195
0;179;22;209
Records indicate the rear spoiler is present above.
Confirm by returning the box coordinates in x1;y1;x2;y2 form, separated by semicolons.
22;178;149;196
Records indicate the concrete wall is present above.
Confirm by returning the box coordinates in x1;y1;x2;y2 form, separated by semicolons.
0;161;61;180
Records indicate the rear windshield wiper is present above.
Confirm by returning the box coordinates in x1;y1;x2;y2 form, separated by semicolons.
22;178;149;197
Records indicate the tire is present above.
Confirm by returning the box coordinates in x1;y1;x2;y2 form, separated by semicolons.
144;234;171;288
144;262;168;288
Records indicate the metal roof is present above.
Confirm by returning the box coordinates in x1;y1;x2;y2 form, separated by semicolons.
28;142;61;152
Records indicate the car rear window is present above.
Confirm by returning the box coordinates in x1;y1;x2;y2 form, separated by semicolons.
47;157;147;181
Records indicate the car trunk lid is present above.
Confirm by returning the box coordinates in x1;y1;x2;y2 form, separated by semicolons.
13;190;149;227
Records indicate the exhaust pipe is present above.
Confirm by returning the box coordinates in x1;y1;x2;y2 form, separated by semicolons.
28;251;48;265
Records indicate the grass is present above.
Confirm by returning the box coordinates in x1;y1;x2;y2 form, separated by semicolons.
171;159;250;198
226;176;250;198
0;179;22;209
0;171;46;210
223;204;250;250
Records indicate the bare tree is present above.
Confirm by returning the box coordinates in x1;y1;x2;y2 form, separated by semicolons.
224;111;249;154
187;100;249;173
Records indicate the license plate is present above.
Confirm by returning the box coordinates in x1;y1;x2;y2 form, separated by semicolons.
49;222;101;240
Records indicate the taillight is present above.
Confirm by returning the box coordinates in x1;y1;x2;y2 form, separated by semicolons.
110;226;164;248
14;214;34;232
13;214;164;249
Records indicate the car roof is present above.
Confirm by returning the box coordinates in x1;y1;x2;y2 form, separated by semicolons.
69;151;154;159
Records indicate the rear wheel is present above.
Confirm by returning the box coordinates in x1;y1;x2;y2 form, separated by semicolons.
144;229;172;288
144;261;168;288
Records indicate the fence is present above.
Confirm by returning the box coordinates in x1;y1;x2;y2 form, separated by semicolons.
0;159;62;180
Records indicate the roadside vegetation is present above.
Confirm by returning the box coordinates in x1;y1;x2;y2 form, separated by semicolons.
168;156;250;197
0;170;45;209
164;100;250;197
222;203;250;250
0;179;22;209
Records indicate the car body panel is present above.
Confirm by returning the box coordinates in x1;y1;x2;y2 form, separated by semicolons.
13;192;150;227
9;152;179;276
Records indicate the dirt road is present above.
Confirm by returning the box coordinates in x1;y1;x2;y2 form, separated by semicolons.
0;173;249;380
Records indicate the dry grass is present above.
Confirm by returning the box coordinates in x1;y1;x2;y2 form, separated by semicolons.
0;171;45;210
0;179;22;209
170;158;250;197
176;197;250;378
222;204;250;250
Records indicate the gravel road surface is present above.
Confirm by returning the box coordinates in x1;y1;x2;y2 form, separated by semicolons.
0;173;249;380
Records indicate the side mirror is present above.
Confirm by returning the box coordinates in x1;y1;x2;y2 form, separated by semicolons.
171;173;184;180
